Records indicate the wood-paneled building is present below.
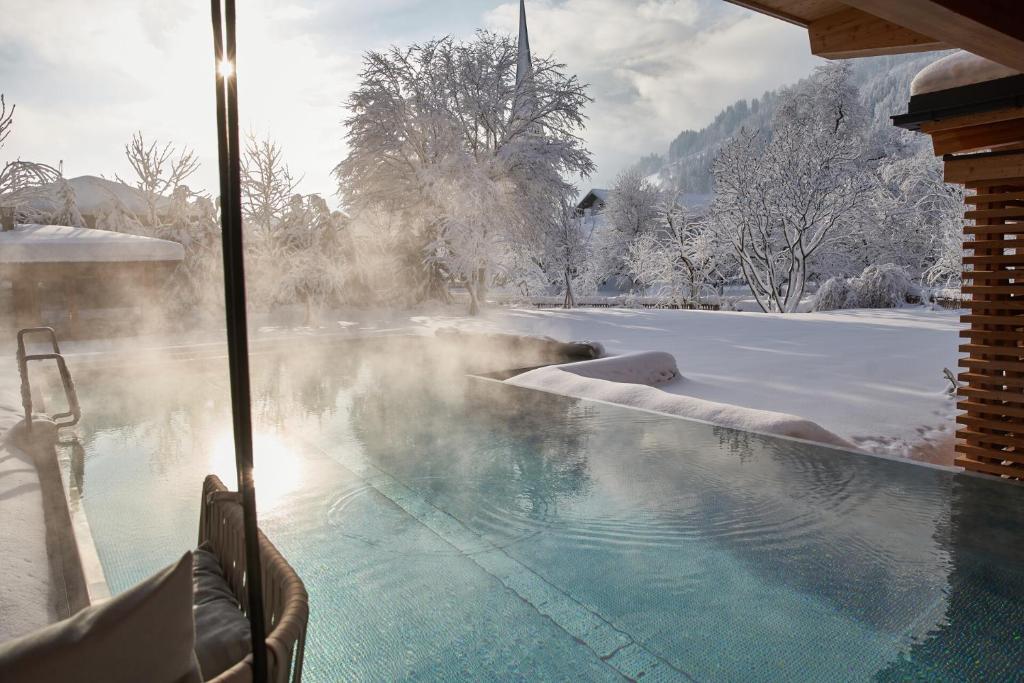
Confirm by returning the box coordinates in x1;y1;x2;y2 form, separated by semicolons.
0;224;184;338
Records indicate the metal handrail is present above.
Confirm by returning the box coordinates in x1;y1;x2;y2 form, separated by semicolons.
16;326;81;433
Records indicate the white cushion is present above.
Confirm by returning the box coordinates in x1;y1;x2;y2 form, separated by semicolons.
0;552;201;683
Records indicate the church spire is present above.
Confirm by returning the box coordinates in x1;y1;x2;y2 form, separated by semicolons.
515;0;532;88
514;0;535;123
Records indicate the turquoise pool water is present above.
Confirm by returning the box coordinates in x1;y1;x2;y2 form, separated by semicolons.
62;342;1024;681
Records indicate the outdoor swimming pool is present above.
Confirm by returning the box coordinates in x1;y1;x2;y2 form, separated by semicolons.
59;339;1024;681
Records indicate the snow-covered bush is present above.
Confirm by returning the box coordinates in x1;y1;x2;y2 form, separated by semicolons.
813;263;917;311
813;276;854;311
852;263;918;308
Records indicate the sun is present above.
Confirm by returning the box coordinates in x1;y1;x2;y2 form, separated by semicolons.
218;58;235;78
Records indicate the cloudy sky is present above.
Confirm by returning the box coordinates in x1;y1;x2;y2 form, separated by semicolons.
0;0;823;203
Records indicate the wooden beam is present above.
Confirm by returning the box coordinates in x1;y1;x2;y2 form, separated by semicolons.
808;7;947;59
841;0;1024;72
966;190;1024;204
931;119;1024;156
945;152;1024;184
920;108;1024;136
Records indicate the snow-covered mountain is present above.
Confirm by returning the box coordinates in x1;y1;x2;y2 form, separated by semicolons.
633;52;950;194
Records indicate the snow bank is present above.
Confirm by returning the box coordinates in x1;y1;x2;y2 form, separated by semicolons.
431;306;960;459
0;224;184;264
911;50;1020;96
0;378;58;640
508;353;852;449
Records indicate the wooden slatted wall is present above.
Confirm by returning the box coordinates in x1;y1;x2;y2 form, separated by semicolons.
923;109;1024;478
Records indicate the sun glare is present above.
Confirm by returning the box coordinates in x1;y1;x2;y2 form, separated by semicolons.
211;431;301;510
218;58;235;78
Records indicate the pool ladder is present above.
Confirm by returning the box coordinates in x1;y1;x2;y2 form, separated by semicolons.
16;327;81;433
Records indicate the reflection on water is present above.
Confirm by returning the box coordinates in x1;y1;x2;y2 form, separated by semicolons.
60;338;1024;682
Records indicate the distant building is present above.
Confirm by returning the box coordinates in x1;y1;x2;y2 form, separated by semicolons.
0;223;184;337
576;188;608;216
576;187;711;218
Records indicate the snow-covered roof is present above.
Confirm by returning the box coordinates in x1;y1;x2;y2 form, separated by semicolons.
0;224;184;264
911;50;1021;96
577;188;609;211
26;175;174;216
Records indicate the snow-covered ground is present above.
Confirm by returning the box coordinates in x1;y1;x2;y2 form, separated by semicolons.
424;306;963;463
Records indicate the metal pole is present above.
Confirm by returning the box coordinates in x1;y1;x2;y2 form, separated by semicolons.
210;2;268;681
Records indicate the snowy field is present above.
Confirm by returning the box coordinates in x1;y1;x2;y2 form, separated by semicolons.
424;306;963;464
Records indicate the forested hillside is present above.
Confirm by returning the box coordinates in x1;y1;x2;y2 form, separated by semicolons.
637;52;950;193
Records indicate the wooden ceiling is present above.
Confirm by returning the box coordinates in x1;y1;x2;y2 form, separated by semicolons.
725;0;1024;72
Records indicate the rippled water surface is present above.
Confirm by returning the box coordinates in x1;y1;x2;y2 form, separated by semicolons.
62;342;1024;682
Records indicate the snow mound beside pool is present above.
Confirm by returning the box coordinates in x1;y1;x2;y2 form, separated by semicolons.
507;352;853;449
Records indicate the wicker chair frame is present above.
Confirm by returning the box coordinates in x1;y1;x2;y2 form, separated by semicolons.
198;475;309;683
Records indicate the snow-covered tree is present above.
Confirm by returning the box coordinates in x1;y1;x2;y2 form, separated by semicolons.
622;199;723;305
275;193;351;324
655;200;723;304
117;132;199;231
606;169;662;239
0;96;65;224
876;147;964;288
107;133;226;317
601;169;663;278
542;204;597;307
51;177;85;228
240;133;299;238
0;95;12;151
335;31;593;313
711;63;873;313
624;233;669;295
347;208;416;307
0;160;62;224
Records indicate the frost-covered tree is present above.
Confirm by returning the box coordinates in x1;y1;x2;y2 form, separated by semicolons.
107;133;226;317
655;201;723;304
51;177;85;228
875;147;964;287
240;133;299;238
623;200;723;304
606;169;662;239
624;233;669;295
711;63;872;313
542;204;597;307
0;95;65;223
236;135;307;311
335;31;593;313
347;208;417;307
0;160;62;223
0;95;12;151
601;169;662;278
274;193;351;324
117;132;199;231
